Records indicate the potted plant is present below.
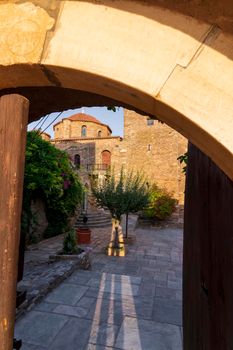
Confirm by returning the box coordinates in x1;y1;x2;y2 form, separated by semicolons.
76;214;91;244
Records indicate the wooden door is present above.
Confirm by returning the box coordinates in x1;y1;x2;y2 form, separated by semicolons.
183;143;233;350
102;150;111;169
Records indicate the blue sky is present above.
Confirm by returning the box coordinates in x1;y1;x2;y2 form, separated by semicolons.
28;107;124;138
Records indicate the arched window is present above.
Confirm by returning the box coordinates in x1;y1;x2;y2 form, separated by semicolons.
101;150;111;170
98;130;102;137
81;125;87;137
74;154;81;169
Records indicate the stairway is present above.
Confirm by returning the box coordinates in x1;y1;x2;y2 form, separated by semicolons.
75;210;112;228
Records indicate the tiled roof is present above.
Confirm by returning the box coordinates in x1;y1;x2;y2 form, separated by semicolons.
67;113;102;124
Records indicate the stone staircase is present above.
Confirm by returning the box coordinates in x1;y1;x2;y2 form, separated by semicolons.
75;210;112;228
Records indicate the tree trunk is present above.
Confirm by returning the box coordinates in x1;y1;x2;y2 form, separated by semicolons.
113;226;120;249
125;213;129;238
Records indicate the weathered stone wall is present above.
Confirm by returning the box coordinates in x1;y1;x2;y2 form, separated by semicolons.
52;137;121;170
120;110;187;203
53;141;96;170
54;120;110;139
30;198;48;242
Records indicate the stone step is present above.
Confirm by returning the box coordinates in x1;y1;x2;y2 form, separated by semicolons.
77;217;111;224
78;213;111;219
75;222;111;228
75;210;112;228
75;220;111;227
74;220;112;228
75;223;111;228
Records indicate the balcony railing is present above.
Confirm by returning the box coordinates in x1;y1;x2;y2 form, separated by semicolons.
86;164;111;172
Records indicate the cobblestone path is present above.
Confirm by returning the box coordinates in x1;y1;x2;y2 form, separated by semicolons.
15;218;183;350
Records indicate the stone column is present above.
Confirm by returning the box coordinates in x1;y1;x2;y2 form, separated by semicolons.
0;95;29;350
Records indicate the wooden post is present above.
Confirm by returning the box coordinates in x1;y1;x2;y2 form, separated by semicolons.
0;95;29;350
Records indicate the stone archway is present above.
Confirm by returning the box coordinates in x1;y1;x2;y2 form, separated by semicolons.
0;1;233;349
0;0;232;179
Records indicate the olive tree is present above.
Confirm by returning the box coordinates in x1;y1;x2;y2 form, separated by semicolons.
123;171;149;237
91;169;149;243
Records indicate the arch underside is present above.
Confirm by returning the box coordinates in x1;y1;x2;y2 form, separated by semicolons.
0;0;233;179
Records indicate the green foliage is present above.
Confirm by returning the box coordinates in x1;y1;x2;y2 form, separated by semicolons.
107;106;118;112
143;184;177;220
22;131;83;242
177;152;188;174
91;168;149;222
123;171;149;214
63;229;78;254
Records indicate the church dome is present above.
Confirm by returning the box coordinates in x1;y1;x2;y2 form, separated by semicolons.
54;113;112;133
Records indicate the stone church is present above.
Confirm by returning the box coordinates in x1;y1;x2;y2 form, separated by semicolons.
50;109;187;205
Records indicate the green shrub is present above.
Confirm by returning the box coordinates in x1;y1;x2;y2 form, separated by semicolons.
22;131;83;243
63;229;78;254
143;184;177;220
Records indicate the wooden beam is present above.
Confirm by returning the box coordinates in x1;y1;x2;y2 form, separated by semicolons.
0;95;29;350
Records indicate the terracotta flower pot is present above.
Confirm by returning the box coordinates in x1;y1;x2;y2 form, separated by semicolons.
76;227;91;244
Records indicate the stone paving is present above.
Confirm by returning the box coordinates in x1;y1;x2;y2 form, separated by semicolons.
15;216;183;350
16;225;113;318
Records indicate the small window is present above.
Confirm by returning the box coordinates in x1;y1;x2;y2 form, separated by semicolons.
81;125;87;137
98;130;102;137
147;119;154;126
148;144;152;151
56;127;59;131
